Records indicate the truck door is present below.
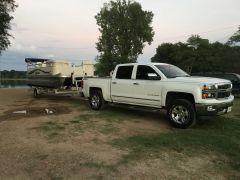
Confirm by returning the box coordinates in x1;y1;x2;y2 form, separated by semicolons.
131;65;161;107
111;65;134;103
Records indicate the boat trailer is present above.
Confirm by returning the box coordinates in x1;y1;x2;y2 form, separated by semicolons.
31;79;84;98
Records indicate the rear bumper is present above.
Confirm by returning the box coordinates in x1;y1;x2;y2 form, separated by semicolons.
196;100;234;116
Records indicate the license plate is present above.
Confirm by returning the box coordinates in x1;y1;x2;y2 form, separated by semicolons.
227;106;232;113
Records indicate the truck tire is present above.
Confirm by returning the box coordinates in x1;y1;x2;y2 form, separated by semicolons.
89;90;105;110
167;99;196;128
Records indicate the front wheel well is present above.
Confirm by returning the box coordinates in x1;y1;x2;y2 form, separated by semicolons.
89;87;102;96
165;92;195;108
89;87;102;94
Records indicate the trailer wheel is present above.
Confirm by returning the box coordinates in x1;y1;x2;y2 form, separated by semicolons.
167;99;196;129
89;90;104;110
33;88;39;98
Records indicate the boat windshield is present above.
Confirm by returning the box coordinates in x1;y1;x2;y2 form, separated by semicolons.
155;64;189;78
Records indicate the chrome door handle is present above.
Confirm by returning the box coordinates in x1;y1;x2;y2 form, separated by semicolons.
133;82;139;85
112;82;117;84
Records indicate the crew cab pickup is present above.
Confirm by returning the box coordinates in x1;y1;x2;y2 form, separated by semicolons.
82;63;234;128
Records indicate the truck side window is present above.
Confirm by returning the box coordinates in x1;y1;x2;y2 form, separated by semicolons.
136;65;159;80
116;66;133;79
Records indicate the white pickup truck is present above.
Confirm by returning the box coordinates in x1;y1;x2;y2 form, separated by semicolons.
82;63;234;128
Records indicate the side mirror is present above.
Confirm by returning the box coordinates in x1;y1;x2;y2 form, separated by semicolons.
147;73;161;80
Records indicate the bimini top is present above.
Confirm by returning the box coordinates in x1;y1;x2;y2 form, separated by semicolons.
25;58;51;63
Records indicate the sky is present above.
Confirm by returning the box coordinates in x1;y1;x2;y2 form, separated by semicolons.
0;0;240;70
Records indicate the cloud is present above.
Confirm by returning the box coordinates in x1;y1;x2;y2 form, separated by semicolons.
8;42;38;53
0;41;98;70
3;0;239;70
0;50;35;70
10;23;29;33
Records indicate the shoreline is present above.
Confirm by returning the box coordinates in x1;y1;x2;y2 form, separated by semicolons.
0;79;26;80
0;87;28;89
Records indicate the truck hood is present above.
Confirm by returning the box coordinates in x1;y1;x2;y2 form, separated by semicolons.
167;76;231;84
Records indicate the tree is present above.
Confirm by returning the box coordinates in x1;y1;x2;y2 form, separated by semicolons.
227;26;240;46
151;43;179;65
151;35;240;74
187;35;209;49
0;0;17;55
95;0;154;76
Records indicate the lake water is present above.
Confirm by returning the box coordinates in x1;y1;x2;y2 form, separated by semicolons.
0;79;27;88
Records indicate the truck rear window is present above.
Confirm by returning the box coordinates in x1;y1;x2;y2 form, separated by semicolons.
116;66;133;79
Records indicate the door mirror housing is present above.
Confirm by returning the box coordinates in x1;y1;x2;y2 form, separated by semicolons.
147;73;161;80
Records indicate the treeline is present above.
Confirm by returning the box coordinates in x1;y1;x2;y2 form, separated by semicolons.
0;70;26;79
151;35;240;74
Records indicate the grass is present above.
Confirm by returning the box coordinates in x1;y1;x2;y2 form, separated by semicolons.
79;161;118;180
79;161;117;178
71;99;149;122
70;114;120;135
33;121;66;132
32;121;66;142
48;173;63;180
113;99;240;175
80;161;115;170
70;100;90;111
70;114;92;124
35;121;65;132
68;105;141;135
26;96;240;178
69;120;80;124
33;152;49;160
99;124;119;135
96;106;151;122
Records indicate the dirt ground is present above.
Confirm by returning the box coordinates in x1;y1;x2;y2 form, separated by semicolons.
0;88;230;180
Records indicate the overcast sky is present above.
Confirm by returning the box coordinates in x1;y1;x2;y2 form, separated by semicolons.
0;0;239;70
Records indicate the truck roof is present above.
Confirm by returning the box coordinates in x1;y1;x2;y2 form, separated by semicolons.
117;62;170;66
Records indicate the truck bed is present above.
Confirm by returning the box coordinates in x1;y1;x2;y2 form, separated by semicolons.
83;77;112;101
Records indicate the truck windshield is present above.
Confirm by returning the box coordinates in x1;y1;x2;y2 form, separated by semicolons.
155;65;189;78
236;74;240;80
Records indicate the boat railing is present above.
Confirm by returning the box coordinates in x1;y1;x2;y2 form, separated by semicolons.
26;62;48;70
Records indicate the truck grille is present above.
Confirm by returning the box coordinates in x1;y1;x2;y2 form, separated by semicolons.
218;84;231;90
217;92;231;98
216;84;231;99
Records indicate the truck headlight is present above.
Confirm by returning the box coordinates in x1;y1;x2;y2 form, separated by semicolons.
202;84;217;99
203;84;217;90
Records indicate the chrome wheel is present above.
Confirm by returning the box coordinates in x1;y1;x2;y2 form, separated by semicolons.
91;95;100;108
171;105;190;124
89;91;105;110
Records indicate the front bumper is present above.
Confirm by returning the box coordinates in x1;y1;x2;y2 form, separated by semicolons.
196;100;234;116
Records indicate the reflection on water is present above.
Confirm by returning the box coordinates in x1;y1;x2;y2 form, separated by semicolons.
0;79;27;88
